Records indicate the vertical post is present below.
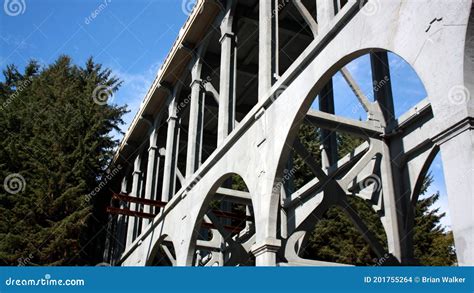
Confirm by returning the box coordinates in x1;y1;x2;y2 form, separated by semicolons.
319;79;338;171
438;128;474;265
126;154;142;248
114;175;128;260
316;0;336;29
153;149;164;213
186;58;205;178
162;91;180;202
142;128;158;232
218;4;237;145
258;0;277;101
371;52;405;262
370;52;395;124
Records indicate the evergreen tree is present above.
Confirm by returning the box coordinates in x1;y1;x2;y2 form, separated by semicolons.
0;56;127;265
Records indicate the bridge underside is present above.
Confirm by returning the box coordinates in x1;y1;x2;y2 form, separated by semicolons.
103;0;474;266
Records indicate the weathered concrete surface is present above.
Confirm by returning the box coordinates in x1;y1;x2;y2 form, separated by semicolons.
105;0;473;266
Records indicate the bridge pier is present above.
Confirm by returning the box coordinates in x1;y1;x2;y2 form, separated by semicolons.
162;90;180;202
218;1;237;145
126;154;143;248
106;0;473;267
439;125;474;265
186;58;205;179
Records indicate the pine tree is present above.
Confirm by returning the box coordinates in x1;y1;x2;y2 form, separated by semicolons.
0;56;127;265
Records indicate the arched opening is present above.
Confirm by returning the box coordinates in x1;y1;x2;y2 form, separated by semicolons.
275;48;443;266
408;150;457;266
190;174;256;266
146;236;177;266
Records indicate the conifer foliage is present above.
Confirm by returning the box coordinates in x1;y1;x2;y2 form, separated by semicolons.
0;56;127;265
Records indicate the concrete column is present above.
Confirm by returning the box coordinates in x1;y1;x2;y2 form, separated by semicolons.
258;0;277;101
316;0;335;29
153;149;165;212
126;154;142;248
370;52;395;124
251;238;281;266
162;94;180;202
319;79;337;171
142;129;159;232
218;11;237;145
371;52;405;262
186;59;205;178
115;176;128;259
439;127;473;265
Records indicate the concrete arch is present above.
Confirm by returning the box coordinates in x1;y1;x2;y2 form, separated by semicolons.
145;233;176;266
263;1;472;263
183;171;256;266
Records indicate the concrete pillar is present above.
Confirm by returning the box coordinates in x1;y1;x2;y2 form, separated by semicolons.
319;79;337;171
126;154;142;248
218;7;237;145
438;128;474;265
316;0;335;29
142;129;159;232
153;149;165;212
114;176;128;259
370;52;405;262
162;93;180;202
186;59;205;178
258;0;277;101
251;238;281;266
370;52;395;124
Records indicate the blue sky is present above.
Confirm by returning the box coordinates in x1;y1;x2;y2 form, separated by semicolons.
0;0;450;228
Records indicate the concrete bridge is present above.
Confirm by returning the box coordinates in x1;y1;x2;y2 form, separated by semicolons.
103;0;473;266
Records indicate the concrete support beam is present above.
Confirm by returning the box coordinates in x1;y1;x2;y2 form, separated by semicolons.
370;52;395;124
316;0;335;29
126;154;142;248
306;108;382;138
186;58;205;178
162;91;181;202
258;0;277;101
438;125;474;265
142;129;159;232
370;53;404;262
294;0;318;37
318;79;338;171
218;3;237;145
340;67;372;114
